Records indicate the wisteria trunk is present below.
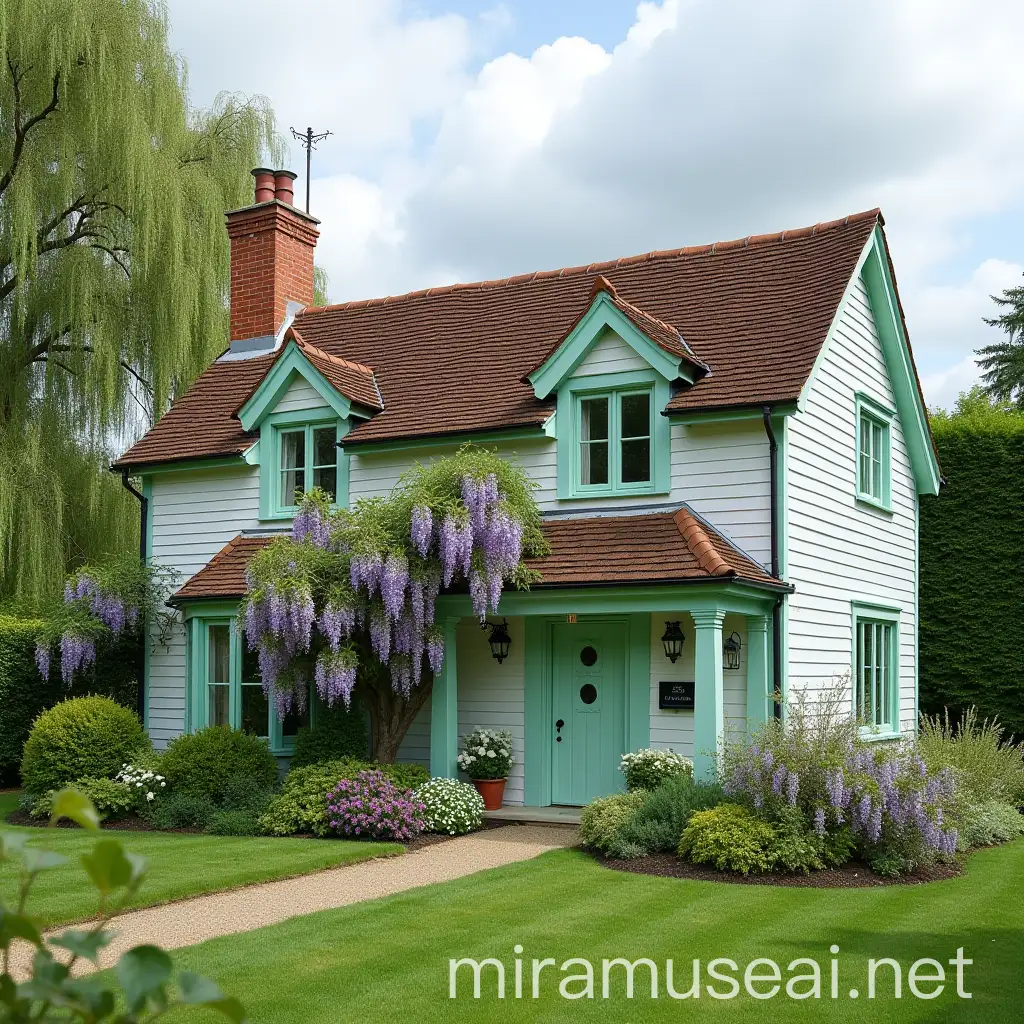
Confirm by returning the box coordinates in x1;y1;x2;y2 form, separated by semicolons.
360;661;434;764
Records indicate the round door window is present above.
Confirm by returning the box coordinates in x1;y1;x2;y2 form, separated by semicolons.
580;646;598;667
579;683;598;705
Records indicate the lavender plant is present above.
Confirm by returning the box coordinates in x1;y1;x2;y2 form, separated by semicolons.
34;556;174;685
241;446;546;761
325;769;426;841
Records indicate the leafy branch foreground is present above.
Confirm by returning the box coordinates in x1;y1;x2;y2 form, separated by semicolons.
0;790;245;1022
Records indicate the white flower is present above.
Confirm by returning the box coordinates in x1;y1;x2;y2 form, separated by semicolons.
146;792;155;802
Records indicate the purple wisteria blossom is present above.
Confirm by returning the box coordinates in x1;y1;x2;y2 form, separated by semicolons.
59;633;96;685
381;553;410;622
315;650;358;707
292;504;332;549
318;604;356;652
369;607;391;663
426;629;445;674
35;643;50;680
411;506;433;557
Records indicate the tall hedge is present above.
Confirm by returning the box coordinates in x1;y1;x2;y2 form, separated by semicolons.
919;398;1024;736
0;616;140;784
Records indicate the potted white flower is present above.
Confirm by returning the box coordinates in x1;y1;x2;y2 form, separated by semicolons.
456;727;514;809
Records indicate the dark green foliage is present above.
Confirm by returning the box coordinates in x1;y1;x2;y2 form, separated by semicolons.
607;775;725;858
148;791;216;831
20;695;148;796
980;283;1024;406
0;616;139;785
160;726;278;803
290;699;368;767
206;809;263;837
920;392;1024;734
258;758;430;836
219;774;275;815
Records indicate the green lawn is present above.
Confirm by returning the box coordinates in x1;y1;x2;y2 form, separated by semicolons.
165;841;1024;1023
0;790;402;928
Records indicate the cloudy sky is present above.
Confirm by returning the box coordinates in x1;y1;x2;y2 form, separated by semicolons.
168;0;1024;410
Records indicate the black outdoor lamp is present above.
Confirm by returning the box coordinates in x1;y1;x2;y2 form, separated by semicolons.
483;619;512;664
723;631;743;671
661;621;685;663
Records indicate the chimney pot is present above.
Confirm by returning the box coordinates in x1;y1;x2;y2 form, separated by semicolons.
252;167;275;204
274;169;298;207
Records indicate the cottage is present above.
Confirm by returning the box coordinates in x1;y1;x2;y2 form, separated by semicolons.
113;168;940;806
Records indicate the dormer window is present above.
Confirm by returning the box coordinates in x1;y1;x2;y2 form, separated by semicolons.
273;419;341;513
576;385;654;494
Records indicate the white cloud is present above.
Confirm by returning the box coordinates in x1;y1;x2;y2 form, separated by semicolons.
167;0;1024;390
921;356;982;412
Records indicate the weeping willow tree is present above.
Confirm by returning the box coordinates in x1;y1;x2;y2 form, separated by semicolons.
0;0;283;605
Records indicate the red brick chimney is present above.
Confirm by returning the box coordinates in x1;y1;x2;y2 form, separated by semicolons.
226;168;320;344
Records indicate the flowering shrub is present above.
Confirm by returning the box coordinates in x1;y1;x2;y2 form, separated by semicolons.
720;684;959;876
416;777;485;835
31;776;136;821
116;762;167;812
325;769;425;841
240;447;546;764
620;748;693;791
456;727;514;780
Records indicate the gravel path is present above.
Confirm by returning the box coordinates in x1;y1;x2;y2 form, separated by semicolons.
8;824;576;980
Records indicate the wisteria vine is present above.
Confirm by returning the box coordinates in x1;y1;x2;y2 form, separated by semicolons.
242;445;546;718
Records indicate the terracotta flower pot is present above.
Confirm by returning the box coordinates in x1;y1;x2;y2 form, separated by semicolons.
472;777;507;810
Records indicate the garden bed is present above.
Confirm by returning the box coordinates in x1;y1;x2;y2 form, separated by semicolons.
596;849;962;887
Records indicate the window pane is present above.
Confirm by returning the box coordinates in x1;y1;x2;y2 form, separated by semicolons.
580;440;609;485
280;431;305;505
208;626;230;684
282;695;310;738
242;640;260;684
621;438;651;483
313;427;336;467
620;392;650;439
580;397;609;441
208;684;230;727
313;465;337;500
241;685;269;738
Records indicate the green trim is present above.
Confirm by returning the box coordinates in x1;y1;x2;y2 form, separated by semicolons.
523;617;551;806
799;227;940;496
666;404;798;426
529;291;694;399
237;340;353;431
258;413;350;520
745;614;770;729
913;491;920;731
854;391;894;513
430;617;459;778
555;370;671;499
692;608;725;780
341;425;553;456
626;613;651;753
142;477;153;729
851;600;901;740
129;456;251;477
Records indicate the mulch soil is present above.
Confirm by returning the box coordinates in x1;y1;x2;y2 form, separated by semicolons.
596;851;963;887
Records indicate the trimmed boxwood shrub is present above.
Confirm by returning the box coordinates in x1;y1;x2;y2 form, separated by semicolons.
160;726;278;803
290;698;369;767
579;791;647;853
679;803;778;875
0;617;139;785
20;695;148;796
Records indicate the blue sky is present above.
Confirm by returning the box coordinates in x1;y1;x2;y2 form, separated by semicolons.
168;0;1024;409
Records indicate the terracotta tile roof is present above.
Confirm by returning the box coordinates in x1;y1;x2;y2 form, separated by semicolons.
171;535;274;602
171;507;782;603
525;507;781;587
117;210;883;467
287;331;382;412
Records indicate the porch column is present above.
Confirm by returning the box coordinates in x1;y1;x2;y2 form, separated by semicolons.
430;616;459;778
692;609;725;781
745;614;770;731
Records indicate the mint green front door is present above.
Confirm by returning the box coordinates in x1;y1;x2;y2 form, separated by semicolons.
551;621;627;805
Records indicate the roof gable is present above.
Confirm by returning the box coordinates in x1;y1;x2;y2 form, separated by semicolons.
236;332;381;432
528;277;708;399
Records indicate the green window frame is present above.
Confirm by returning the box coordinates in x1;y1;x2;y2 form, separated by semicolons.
555;370;671;499
855;393;893;512
258;409;349;520
851;601;900;739
185;607;311;754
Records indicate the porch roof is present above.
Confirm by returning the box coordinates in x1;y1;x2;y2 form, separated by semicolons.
170;505;781;604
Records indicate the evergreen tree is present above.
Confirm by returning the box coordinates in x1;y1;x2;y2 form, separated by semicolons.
979;276;1024;408
0;0;281;604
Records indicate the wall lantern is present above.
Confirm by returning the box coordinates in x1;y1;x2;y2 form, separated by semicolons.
723;631;743;671
483;619;512;664
661;621;685;663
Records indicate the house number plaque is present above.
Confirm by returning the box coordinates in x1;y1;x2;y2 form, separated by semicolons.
658;680;695;710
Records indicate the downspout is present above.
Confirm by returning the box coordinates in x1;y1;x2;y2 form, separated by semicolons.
761;407;783;720
120;469;148;723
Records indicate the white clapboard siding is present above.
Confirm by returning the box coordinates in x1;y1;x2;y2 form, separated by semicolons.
395;617;526;806
147;467;262;747
573;327;651;376
274;375;329;414
649;612;749;758
786;276;918;731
